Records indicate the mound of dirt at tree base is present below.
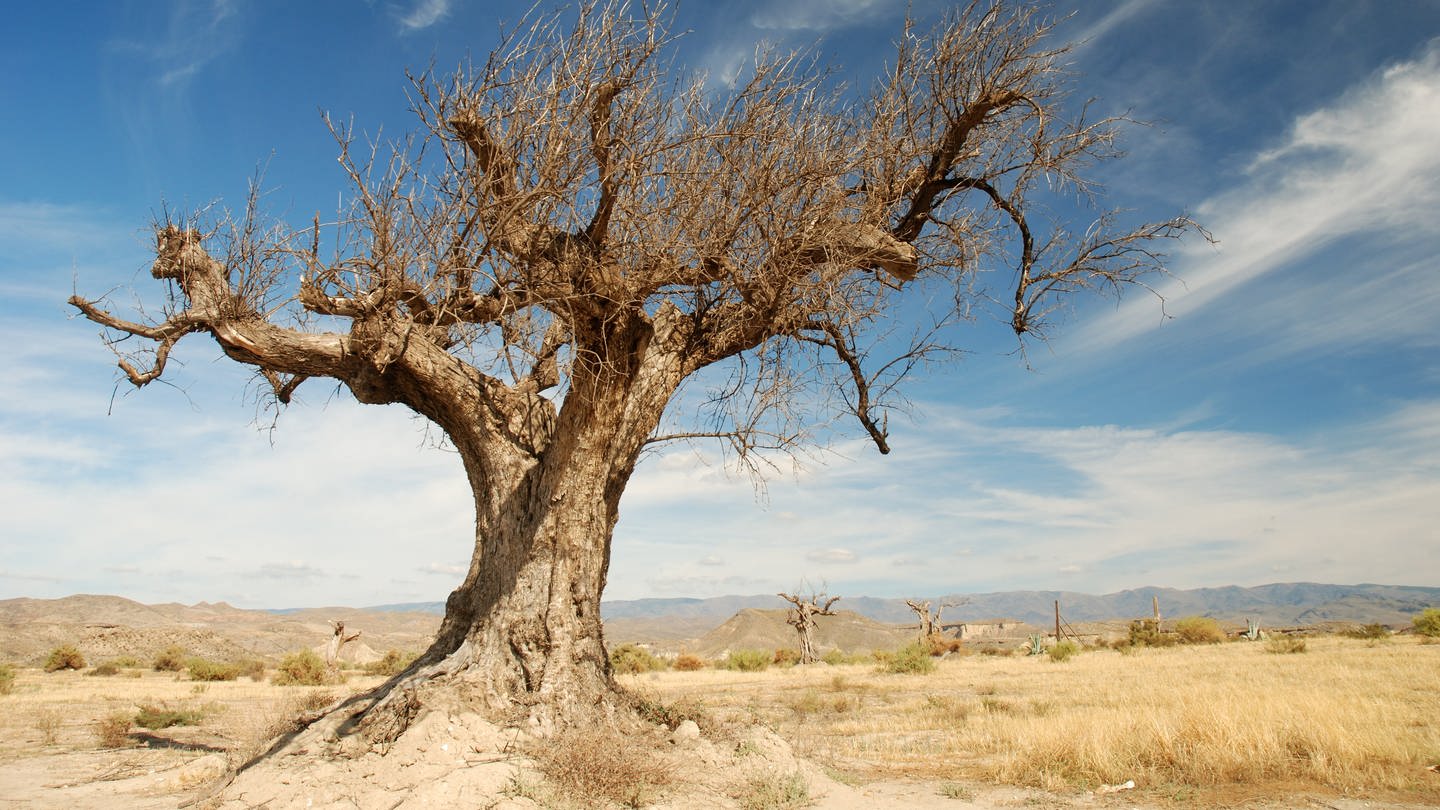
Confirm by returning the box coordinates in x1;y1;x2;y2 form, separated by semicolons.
204;706;863;809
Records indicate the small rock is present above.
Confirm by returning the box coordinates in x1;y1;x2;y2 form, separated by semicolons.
670;720;700;744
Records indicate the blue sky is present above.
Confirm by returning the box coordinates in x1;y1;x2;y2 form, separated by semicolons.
1;1;1437;608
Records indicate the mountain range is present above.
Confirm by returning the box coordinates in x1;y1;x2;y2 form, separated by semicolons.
375;581;1440;628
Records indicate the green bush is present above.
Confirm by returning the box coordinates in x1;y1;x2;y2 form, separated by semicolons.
237;659;267;681
43;645;85;672
609;643;668;675
153;645;188;672
363;649;417;677
772;648;801;667
720;649;770;672
1174;616;1225;645
1412;608;1440;638
86;662;121;677
1048;640;1079;662
187;658;242;681
135;702;205;729
0;663;14;695
1127;619;1176;648
272;649;336;686
879;642;936;675
109;655;142;668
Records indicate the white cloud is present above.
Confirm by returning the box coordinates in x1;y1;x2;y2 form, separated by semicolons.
749;0;890;32
1071;43;1440;356
806;548;858;564
397;0;450;31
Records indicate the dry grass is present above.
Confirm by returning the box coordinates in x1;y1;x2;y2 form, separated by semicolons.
621;636;1440;800
526;726;673;808
0;666;382;764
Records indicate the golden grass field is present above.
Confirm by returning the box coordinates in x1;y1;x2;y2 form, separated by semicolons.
623;636;1440;803
1;636;1437;807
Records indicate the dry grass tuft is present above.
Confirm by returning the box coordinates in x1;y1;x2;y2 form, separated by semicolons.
528;726;672;808
93;712;133;748
731;770;810;809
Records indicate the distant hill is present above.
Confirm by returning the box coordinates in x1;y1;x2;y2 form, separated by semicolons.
591;582;1440;629
687;609;913;658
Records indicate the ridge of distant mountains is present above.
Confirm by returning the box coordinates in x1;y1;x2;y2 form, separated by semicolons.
371;582;1440;627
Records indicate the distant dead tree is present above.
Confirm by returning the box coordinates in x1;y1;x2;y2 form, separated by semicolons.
779;590;840;664
69;0;1199;744
325;621;362;669
905;599;962;642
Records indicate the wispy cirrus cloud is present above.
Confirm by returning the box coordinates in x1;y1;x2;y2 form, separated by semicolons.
1070;42;1440;357
396;0;450;31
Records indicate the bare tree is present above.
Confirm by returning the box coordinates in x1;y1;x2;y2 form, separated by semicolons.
325;621;362;670
779;590;841;664
905;599;960;642
69;1;1197;741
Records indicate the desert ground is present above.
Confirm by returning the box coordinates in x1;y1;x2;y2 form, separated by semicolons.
1;633;1437;809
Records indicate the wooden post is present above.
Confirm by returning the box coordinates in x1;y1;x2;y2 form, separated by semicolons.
1054;600;1061;642
1152;595;1161;626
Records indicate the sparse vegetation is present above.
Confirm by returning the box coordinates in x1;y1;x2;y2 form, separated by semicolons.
134;702;207;730
1047;640;1079;662
732;770;810;810
721;649;771;672
187;658;242;682
1412;608;1440;637
528;727;671;808
43;645;85;672
272;649;337;686
1266;636;1307;654
362;649;417;676
86;662;121;677
878;642;937;675
93;713;132;748
0;663;14;695
34;708;62;744
1125;618;1175;648
772;648;801;667
1174;616;1225;644
609;643;669;675
153;645;188;672
672;653;705;671
1343;623;1391;640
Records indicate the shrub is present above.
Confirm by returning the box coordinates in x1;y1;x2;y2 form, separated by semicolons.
272;649;335;686
927;634;964;655
772;648;801;667
1265;636;1307;654
1342;623;1391;640
1048;640;1079;662
1412;608;1440;638
0;663;14;695
528;727;671;808
673;653;705;671
821;648;868;665
879;642;936;675
187;658;241;682
86;662;121;677
721;649;771;672
1174;616;1225;645
1127;619;1175;648
93;713;132;748
237;659;267;681
135;702;206;729
363;649;416;676
43;645;85;672
153;645;188;672
609;643;668;675
109;655;141;668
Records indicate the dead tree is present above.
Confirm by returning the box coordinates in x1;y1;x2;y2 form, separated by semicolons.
325;621;362;669
905;599;958;642
779;591;841;664
69;1;1198;742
